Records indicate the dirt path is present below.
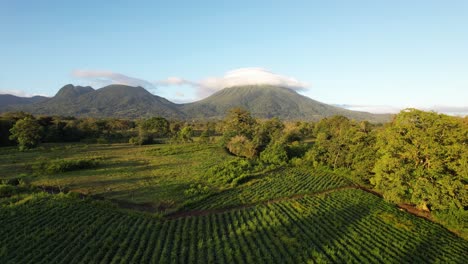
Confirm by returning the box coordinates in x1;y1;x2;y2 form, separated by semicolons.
166;185;435;224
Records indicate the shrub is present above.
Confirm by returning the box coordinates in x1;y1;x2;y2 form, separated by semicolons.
226;135;256;158
207;158;256;184
260;143;288;166
33;158;101;175
184;184;210;196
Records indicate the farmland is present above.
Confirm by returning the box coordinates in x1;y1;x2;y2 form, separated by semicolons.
1;187;467;264
0;143;234;211
0;142;467;263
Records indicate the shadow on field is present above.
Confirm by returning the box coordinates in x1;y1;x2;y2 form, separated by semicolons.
184;203;371;263
398;224;468;263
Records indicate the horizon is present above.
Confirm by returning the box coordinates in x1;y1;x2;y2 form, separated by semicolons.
1;1;467;115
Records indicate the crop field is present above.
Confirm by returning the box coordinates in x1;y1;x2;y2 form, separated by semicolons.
1;188;466;264
1;142;467;263
186;167;353;210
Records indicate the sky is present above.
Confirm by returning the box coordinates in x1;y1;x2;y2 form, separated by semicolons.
1;0;467;114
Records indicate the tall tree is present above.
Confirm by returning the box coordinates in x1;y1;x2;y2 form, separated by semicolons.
371;109;467;211
9;117;43;150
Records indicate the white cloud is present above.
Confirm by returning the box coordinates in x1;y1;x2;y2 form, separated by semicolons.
72;68;309;99
72;70;155;89
155;77;196;86
155;67;309;99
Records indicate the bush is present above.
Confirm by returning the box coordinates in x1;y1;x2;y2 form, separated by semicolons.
184;184;210;196
33;158;101;175
226;135;256;158
260;143;288;166
0;185;18;198
207;158;256;184
433;206;468;238
0;184;33;198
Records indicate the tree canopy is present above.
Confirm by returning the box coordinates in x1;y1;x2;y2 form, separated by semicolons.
9;117;43;150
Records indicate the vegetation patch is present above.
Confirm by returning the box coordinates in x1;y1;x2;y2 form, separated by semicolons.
32;157;102;175
378;212;414;232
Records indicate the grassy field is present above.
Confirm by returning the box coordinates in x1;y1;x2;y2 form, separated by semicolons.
1;142;467;263
0;143;234;211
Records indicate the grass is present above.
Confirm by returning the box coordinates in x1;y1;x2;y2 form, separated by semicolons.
0;142;234;211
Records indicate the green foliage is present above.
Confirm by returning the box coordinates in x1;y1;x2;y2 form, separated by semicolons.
139;117;169;137
176;126;194;143
133;117;170;145
259;142;288;166
183;183;210;196
252;117;285;152
33;157;101;175
198;129;212;143
1;189;466;263
304;116;378;183
226;135;257;158
9;117;43;150
224;108;257;142
285;141;309;160
206;157;257;184
371;109;467;211
189;167;352;210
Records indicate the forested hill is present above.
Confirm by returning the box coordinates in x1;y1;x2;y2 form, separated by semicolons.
0;94;48;110
181;85;390;122
0;84;390;122
2;84;184;119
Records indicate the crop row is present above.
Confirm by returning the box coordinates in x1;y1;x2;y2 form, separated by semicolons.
0;189;467;264
188;167;352;210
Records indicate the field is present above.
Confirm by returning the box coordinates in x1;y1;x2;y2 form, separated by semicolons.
1;189;467;264
1;143;467;263
0;143;234;211
184;167;353;211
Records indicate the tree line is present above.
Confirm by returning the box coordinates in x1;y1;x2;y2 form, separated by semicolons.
0;112;216;150
218;108;467;232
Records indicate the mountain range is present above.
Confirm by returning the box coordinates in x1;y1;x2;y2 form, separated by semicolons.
0;84;391;122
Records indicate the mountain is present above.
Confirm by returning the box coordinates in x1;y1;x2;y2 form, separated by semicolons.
181;85;390;122
54;84;95;99
9;84;183;119
0;94;48;111
0;84;391;122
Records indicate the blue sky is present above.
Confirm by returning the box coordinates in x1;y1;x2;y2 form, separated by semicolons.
1;0;467;113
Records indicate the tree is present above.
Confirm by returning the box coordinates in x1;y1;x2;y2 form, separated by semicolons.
253;118;284;152
371;109;467;211
135;117;170;144
260;142;288;165
222;108;257;140
9;117;43;150
221;108;258;158
306;116;354;169
303;115;378;184
177;126;194;143
139;117;169;138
